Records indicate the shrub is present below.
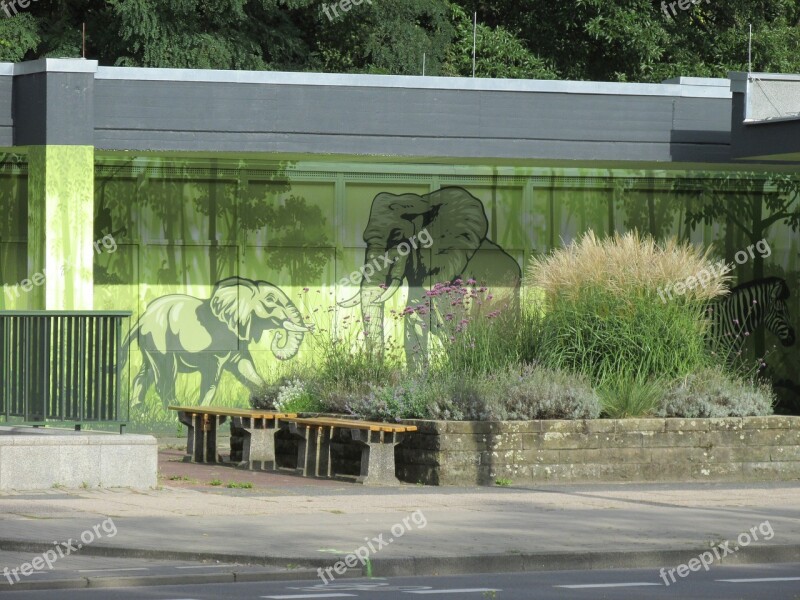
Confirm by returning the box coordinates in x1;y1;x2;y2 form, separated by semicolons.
345;380;433;422
598;377;667;418
251;377;325;413
301;300;403;392
427;364;601;421
659;368;775;418
538;288;712;383
527;231;729;384
405;280;539;376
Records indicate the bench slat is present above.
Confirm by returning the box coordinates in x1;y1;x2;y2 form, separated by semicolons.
168;405;297;419
286;416;417;433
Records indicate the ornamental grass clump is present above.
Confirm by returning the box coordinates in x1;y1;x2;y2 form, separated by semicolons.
526;230;732;387
528;230;732;303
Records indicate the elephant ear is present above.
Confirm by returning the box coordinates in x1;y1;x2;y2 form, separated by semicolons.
424;187;488;280
210;277;259;341
364;192;422;247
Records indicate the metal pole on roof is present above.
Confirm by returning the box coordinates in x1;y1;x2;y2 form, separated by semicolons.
472;12;477;78
422;52;426;76
748;24;752;73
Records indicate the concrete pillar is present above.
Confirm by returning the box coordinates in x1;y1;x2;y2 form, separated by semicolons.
27;145;95;309
14;59;98;309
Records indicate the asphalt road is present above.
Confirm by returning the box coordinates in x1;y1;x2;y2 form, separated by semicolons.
0;564;798;599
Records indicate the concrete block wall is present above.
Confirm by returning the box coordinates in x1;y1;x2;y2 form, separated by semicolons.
0;428;158;490
396;417;800;485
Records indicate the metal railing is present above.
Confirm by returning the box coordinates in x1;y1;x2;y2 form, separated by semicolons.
0;311;131;423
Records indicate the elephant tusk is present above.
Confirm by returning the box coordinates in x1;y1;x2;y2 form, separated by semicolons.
338;292;360;308
283;320;310;333
372;279;403;305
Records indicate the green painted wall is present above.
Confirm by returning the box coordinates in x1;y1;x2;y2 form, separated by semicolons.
3;152;800;428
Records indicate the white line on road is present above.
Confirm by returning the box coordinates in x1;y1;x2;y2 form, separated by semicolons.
555;583;663;589
174;564;236;569
261;595;357;599
405;589;500;594
77;568;150;573
717;577;800;583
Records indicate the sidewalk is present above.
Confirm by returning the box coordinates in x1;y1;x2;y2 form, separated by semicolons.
0;450;798;588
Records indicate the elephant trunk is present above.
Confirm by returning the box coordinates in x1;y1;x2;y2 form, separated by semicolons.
361;250;408;354
271;296;306;361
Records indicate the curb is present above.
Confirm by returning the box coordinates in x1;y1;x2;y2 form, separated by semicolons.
369;544;800;577
0;569;341;592
0;540;798;590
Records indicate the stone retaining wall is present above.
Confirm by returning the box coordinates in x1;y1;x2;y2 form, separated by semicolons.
396;416;800;485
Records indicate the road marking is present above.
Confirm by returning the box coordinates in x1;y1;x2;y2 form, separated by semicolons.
261;595;357;599
77;567;149;573
405;589;500;594
174;564;236;569
717;577;800;583
555;583;663;589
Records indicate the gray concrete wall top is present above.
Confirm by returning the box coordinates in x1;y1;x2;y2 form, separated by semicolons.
0;58;747;165
94;66;732;99
729;72;800;162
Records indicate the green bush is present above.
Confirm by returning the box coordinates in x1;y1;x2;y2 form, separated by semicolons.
659;368;775;418
251;377;325;413
345;380;433;422
303;302;403;394
418;282;540;376
537;287;711;384
598;377;667;418
527;231;730;387
427;364;601;421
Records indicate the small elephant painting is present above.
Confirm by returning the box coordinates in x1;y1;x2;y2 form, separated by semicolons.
339;186;522;365
122;277;309;407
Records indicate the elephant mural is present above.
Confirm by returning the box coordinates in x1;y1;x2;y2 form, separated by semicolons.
122;276;309;407
339;186;521;365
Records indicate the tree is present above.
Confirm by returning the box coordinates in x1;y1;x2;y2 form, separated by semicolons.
0;13;39;62
313;0;454;75
460;0;800;82
442;4;557;79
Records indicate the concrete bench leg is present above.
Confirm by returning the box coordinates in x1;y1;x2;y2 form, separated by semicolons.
286;423;331;477
349;430;404;486
177;411;227;463
234;416;278;470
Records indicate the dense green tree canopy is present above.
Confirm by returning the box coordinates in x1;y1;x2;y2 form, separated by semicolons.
1;0;799;81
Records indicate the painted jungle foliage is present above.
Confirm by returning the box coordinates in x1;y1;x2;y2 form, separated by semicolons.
1;153;799;429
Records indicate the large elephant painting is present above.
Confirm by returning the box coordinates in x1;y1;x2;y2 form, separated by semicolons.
340;186;522;365
121;277;309;407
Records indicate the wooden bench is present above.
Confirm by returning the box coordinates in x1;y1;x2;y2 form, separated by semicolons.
169;406;417;485
168;406;296;466
284;417;417;486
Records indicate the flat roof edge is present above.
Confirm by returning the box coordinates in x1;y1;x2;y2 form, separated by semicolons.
94;66;732;98
9;58;99;76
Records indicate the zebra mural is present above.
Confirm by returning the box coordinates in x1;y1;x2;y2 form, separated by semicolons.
709;277;796;352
